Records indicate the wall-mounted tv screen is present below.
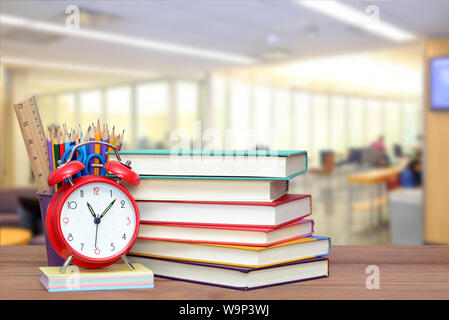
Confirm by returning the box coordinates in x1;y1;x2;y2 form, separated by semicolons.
431;56;449;110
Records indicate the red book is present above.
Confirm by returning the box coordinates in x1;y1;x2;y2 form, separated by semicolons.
137;219;314;247
138;194;312;228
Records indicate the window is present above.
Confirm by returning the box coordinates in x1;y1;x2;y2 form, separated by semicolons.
292;92;311;153
36;95;56;129
402;101;420;152
311;94;329;166
106;86;131;147
80;90;102;129
137;82;169;148
229;81;250;130
177;81;199;141
365;99;383;144
211;76;227;133
227;80;250;149
35;78;422;161
253;86;271;148
330;96;346;153
56;94;76;129
273;89;291;149
347;98;365;148
384;101;401;153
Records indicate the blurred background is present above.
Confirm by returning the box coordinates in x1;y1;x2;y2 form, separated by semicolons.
1;0;448;246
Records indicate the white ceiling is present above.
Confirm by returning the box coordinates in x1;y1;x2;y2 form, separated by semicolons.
1;0;449;76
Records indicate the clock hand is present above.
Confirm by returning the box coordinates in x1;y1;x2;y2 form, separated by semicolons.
87;202;97;219
100;199;116;219
94;221;99;249
91;199;116;249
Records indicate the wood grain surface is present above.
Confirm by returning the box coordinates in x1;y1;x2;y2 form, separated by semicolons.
1;245;449;300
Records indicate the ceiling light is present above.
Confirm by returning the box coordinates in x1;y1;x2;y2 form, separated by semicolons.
261;49;290;61
0;14;257;64
266;33;279;46
296;1;416;42
1;56;155;78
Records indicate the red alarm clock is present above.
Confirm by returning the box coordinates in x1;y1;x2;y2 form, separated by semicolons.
46;141;140;272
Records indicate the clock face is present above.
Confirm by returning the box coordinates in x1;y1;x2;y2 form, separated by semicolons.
59;182;137;260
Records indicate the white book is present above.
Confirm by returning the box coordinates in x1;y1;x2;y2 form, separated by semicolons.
137;219;315;247
111;150;307;178
126;178;288;202
136;194;312;227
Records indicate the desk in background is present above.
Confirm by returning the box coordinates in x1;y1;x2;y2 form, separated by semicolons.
347;167;401;228
0;228;32;245
1;245;449;299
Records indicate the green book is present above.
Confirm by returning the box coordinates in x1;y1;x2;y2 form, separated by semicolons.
107;149;308;180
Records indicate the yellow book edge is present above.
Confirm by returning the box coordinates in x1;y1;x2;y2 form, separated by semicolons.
39;263;153;279
128;252;323;269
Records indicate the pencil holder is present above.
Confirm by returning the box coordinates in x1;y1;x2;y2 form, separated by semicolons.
37;193;65;266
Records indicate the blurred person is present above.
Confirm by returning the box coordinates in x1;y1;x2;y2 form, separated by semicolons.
407;150;422;186
369;135;390;167
399;150;422;188
371;135;386;154
413;134;423;155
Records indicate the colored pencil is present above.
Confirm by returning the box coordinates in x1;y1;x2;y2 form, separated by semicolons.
54;138;60;190
115;133;121;151
50;128;57;191
89;129;95;175
45;121;124;187
58;131;65;163
94;119;101;175
100;125;108;176
106;131;112;163
64;134;70;163
110;130;116;154
51;127;56;171
47;130;55;193
47;130;53;172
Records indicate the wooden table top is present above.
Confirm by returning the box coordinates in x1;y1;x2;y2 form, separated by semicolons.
347;167;401;184
1;245;449;300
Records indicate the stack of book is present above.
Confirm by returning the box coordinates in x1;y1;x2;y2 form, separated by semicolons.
111;150;331;290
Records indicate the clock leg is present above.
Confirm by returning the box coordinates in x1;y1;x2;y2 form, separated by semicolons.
60;255;73;273
121;255;135;271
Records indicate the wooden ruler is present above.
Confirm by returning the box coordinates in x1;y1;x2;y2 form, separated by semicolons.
13;96;52;194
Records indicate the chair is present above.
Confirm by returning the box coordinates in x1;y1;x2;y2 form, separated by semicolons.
347;148;363;166
394;144;403;158
0;188;37;227
310;152;335;175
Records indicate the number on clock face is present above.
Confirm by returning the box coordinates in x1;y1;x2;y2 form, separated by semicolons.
59;182;137;259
